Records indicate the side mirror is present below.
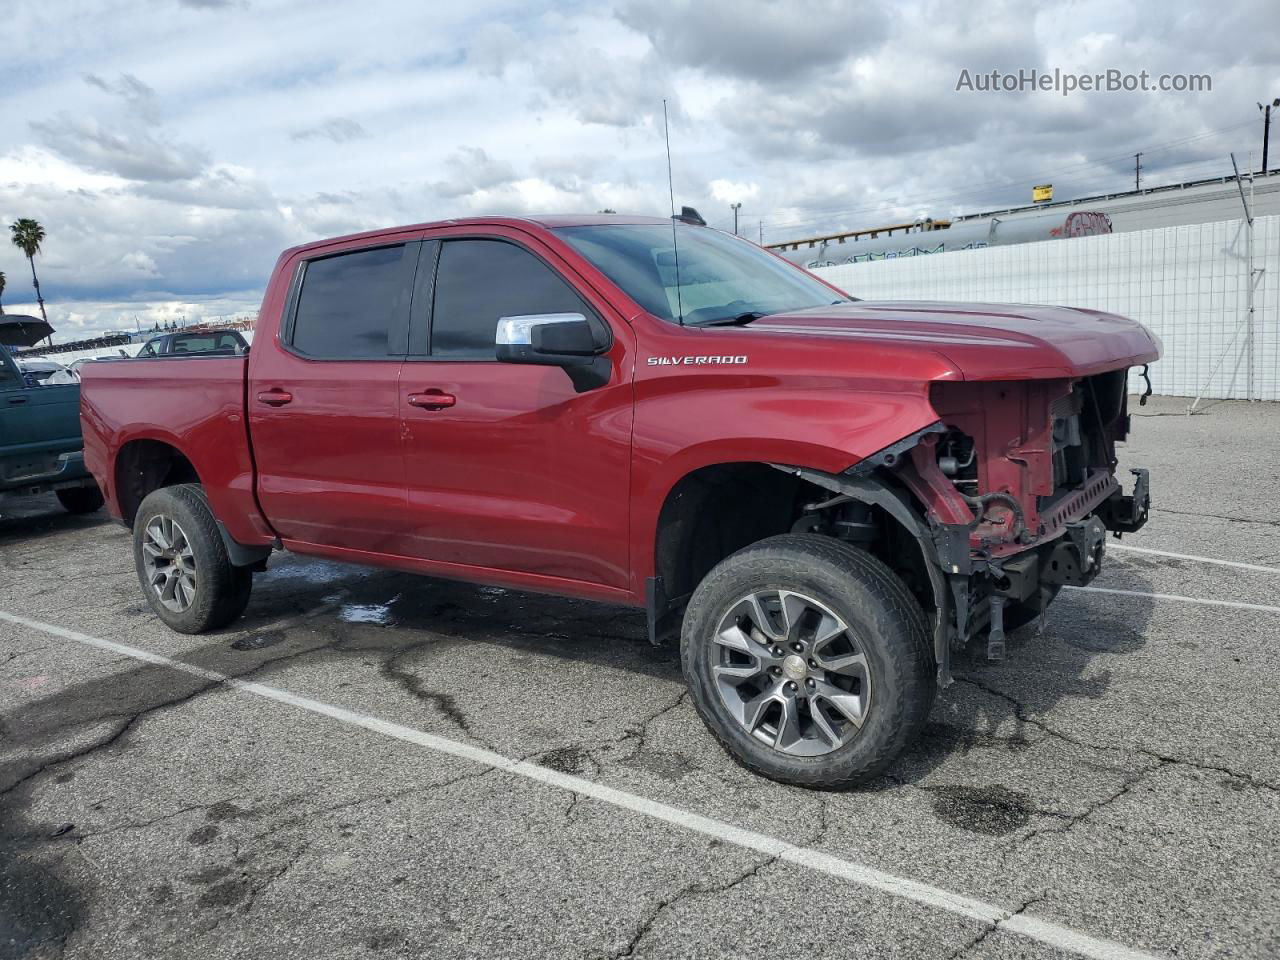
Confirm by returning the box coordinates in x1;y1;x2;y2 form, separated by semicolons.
495;313;610;392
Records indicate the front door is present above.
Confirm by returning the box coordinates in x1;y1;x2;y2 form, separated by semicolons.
248;236;419;553
397;231;634;591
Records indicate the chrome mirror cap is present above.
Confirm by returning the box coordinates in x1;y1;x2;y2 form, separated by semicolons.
495;313;587;346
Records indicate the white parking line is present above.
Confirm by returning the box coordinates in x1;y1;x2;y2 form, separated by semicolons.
1066;585;1280;614
1108;543;1280;575
0;608;1164;960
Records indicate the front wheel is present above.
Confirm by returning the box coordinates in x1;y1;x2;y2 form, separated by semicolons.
681;534;935;788
133;484;252;633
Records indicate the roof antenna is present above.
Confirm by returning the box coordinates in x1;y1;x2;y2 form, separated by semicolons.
663;98;685;326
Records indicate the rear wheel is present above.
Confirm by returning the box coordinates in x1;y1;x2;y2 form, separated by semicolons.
681;534;935;788
57;485;104;514
133;484;252;633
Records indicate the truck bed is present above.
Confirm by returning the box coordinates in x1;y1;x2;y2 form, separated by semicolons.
79;355;273;547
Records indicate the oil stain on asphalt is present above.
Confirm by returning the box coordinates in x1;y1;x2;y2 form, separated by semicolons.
923;784;1035;836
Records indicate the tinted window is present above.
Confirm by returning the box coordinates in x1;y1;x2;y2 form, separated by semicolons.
168;333;242;354
171;335;214;353
0;351;18;387
292;244;411;358
430;239;592;358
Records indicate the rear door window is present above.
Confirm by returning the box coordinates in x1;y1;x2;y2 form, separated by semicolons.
290;243;417;359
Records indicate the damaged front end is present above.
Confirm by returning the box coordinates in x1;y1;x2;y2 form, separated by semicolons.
784;369;1150;688
906;371;1150;680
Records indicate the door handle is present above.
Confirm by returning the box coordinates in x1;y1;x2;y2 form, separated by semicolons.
6;396;27;404
256;389;293;407
407;390;456;410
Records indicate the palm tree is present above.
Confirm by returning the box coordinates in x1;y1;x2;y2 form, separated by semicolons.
10;219;48;323
0;270;6;315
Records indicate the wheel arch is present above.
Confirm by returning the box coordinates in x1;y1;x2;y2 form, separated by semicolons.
113;438;271;568
114;436;201;525
646;457;952;686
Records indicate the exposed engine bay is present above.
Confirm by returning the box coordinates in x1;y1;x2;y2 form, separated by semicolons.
779;368;1151;686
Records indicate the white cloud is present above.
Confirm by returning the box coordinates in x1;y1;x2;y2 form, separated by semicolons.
710;179;761;204
0;0;1275;339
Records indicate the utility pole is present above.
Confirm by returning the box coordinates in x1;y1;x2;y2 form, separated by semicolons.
1259;98;1279;173
758;220;763;245
1134;152;1142;191
730;202;742;236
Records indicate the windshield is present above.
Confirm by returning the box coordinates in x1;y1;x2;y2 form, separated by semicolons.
554;223;847;326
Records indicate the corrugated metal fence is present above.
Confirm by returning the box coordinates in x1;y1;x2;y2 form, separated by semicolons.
810;215;1280;401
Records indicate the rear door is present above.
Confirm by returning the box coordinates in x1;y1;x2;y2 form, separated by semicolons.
396;229;635;590
248;235;420;552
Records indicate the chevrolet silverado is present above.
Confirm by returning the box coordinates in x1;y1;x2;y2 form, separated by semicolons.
80;214;1158;786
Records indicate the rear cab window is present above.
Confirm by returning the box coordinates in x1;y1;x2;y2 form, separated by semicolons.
287;243;418;359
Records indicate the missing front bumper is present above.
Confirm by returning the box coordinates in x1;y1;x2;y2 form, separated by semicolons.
1099;468;1151;535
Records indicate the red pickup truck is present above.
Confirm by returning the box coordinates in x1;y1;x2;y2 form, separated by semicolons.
80;213;1158;787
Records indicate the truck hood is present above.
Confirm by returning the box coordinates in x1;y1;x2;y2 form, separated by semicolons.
747;301;1161;380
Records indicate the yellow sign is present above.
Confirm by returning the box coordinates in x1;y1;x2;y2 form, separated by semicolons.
1033;184;1054;203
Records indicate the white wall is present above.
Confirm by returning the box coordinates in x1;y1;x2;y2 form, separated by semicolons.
812;216;1280;401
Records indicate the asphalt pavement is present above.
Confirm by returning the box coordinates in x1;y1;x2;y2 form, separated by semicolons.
1;395;1277;960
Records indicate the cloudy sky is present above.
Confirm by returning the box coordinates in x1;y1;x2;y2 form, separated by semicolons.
2;0;1278;339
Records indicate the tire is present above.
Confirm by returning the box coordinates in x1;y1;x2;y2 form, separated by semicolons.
132;484;252;633
57;485;104;514
681;534;935;788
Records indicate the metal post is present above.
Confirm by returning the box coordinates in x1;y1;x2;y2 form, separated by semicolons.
1134;153;1142;191
1188;153;1258;412
1264;105;1272;173
730;202;742;236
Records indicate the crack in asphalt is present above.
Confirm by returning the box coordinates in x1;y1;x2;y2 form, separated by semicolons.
956;676;1279;793
999;763;1167;870
73;796;244;842
248;766;507;848
1;709;172;803
0;623;370;804
616;689;689;759
605;797;831;960
378;635;494;749
1151;505;1280;528
945;894;1046;960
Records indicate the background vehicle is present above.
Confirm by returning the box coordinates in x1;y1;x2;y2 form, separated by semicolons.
16;357;78;384
0;344;104;515
79;214;1158;787
135;329;249;358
